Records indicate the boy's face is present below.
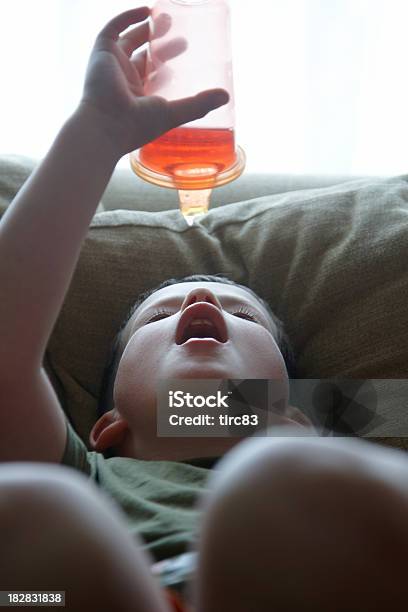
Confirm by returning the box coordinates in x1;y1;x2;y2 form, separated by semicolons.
91;282;293;460
118;280;286;386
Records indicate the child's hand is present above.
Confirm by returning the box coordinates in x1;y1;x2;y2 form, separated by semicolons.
79;7;230;159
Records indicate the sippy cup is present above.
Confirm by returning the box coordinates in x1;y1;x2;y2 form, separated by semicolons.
129;0;245;225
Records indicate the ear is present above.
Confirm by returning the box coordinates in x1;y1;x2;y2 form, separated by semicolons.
285;405;315;430
89;410;129;452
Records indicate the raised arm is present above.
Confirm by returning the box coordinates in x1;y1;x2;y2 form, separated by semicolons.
0;7;228;462
0;7;229;378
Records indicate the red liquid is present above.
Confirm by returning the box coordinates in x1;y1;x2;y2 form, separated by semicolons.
139;127;236;189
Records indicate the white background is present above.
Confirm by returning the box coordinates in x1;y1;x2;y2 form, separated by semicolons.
1;0;407;175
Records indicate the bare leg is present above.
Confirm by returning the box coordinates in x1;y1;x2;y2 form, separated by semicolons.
192;431;408;612
0;463;172;612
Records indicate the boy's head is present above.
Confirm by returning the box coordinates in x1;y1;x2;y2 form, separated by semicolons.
90;274;308;460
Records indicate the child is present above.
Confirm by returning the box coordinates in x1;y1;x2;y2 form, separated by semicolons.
1;8;408;612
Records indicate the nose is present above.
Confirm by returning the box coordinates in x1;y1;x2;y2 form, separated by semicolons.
180;287;223;312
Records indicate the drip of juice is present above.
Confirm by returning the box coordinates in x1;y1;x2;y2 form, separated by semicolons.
178;188;213;226
139;127;236;190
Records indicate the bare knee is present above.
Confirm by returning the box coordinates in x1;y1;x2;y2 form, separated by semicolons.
0;463;128;584
194;435;408;612
0;463;128;568
0;463;97;552
0;463;169;612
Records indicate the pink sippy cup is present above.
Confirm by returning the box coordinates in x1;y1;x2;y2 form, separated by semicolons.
129;0;245;225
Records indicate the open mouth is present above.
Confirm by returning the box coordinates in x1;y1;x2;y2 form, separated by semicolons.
181;319;223;344
176;303;228;345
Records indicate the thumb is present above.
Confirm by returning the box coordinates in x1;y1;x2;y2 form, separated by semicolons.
167;88;230;128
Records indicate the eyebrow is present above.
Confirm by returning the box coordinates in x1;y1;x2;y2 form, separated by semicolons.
130;294;276;336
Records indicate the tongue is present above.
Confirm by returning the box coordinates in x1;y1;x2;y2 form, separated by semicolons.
184;324;217;341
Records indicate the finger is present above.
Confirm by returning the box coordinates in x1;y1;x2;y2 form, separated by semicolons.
167;89;230;128
151;13;172;40
131;37;187;83
121;14;176;64
97;6;150;43
118;21;150;57
131;49;148;78
152;37;188;64
144;65;174;95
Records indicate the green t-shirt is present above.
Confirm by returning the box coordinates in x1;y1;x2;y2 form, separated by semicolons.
60;418;217;562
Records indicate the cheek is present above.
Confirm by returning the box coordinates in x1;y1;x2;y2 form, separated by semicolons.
114;326;171;394
123;328;166;368
259;341;288;377
233;324;288;377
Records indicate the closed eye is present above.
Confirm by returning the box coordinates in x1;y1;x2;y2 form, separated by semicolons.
145;310;174;323
234;312;257;322
232;306;260;323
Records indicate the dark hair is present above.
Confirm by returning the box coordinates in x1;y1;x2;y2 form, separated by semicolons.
97;274;296;418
